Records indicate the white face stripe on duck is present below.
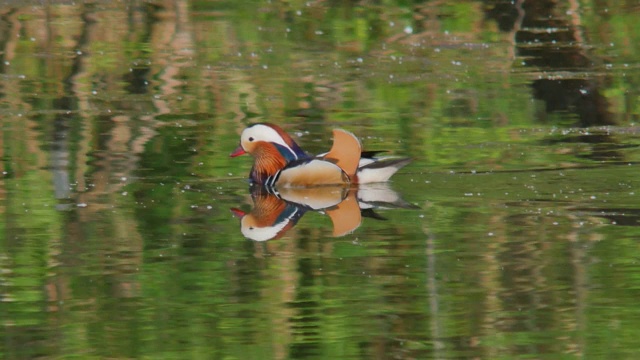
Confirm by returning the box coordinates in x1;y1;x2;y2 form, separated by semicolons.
241;124;306;160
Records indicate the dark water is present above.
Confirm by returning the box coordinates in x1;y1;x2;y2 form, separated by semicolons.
1;1;640;359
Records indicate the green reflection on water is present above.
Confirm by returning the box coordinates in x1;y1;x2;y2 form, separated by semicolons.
0;0;640;359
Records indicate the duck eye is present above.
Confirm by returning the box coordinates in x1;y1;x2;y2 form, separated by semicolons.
249;137;254;142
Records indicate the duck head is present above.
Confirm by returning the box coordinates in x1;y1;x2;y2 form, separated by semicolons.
230;123;308;184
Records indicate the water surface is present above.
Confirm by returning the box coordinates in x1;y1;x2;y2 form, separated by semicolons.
1;1;640;359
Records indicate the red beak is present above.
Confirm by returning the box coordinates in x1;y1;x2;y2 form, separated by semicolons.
230;145;246;157
230;208;247;218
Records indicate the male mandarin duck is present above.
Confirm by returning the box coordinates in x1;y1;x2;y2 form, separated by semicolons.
230;123;411;187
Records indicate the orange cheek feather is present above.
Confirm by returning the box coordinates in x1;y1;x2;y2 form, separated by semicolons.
253;143;288;178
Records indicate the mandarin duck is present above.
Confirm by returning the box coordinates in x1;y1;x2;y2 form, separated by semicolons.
230;123;411;187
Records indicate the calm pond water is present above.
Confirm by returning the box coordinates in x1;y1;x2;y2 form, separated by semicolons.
2;0;640;359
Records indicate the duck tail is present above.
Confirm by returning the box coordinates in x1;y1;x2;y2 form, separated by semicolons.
356;157;412;183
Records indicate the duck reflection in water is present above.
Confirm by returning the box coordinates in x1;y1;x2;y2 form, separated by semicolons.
231;184;417;241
